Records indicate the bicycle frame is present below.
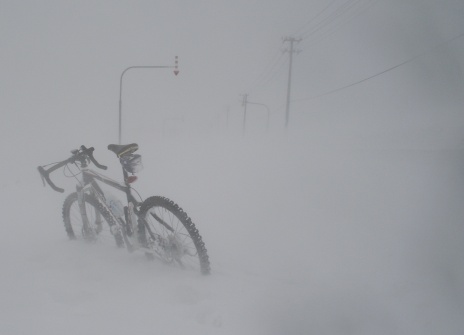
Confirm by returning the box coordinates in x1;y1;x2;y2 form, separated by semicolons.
75;161;143;247
79;166;140;206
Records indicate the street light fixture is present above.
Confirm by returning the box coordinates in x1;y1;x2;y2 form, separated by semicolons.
241;93;271;134
118;57;179;144
246;101;270;132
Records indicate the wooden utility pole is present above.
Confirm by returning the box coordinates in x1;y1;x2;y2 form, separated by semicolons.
283;37;301;128
241;93;248;135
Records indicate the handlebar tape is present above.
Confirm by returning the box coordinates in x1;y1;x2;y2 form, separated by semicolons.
88;152;107;170
82;146;107;170
37;166;65;193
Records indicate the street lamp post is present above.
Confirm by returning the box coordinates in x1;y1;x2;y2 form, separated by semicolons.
118;57;179;144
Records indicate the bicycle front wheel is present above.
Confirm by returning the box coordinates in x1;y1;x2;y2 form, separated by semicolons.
62;192;123;247
139;196;210;275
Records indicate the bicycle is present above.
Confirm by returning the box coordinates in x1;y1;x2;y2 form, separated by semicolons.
37;144;210;275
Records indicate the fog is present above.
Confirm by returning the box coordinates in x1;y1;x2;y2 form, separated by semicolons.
1;1;464;334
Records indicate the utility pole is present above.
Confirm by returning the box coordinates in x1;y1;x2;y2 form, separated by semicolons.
241;93;248;135
283;37;301;128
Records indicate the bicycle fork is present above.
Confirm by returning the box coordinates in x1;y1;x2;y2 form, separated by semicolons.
76;186;97;240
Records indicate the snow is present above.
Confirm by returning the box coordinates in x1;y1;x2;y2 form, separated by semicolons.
1;1;464;333
1;131;464;335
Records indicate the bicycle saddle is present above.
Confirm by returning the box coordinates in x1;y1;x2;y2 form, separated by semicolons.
108;143;139;157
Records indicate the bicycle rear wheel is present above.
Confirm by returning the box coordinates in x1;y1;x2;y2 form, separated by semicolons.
62;192;123;247
139;196;210;275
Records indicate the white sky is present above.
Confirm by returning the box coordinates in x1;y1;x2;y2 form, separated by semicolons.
2;0;464;152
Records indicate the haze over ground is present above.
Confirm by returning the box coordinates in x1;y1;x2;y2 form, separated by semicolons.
1;1;464;334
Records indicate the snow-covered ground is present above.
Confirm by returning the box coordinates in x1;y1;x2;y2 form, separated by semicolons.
1;130;464;334
2;1;464;333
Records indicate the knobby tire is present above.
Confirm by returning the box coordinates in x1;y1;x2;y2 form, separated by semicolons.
139;196;211;275
62;192;124;247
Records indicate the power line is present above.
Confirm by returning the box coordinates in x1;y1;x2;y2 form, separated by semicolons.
291;0;338;37
301;0;360;39
300;0;379;48
259;59;288;88
293;30;464;103
247;52;286;94
300;0;368;40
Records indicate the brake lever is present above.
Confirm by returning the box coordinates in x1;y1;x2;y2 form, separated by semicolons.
84;146;108;170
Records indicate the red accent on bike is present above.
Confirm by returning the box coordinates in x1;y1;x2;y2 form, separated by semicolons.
126;176;138;183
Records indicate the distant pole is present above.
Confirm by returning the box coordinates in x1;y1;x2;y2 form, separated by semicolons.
283;37;301;128
242;94;248;135
118;57;179;144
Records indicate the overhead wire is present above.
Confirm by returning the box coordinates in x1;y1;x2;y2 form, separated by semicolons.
246;51;286;94
299;0;366;40
293;30;464;103
300;0;379;48
290;0;338;37
260;57;288;87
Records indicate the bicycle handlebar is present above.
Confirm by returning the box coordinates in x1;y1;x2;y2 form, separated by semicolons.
37;145;107;193
84;146;108;170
